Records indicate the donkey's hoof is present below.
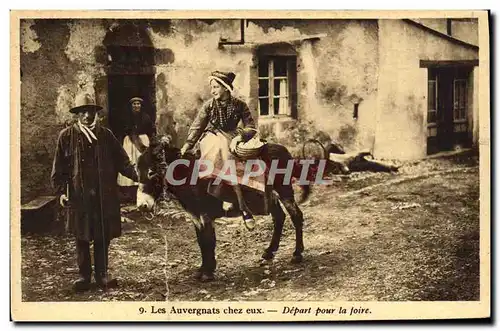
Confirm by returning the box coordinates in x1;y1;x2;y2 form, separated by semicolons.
261;250;275;261
193;268;204;280
290;255;303;264
259;258;274;267
200;272;215;282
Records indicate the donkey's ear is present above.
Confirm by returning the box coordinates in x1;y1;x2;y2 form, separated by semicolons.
147;134;158;147
160;134;173;147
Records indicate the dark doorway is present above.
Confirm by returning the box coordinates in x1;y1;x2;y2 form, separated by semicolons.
104;23;156;144
108;74;156;144
103;22;157;203
427;66;472;155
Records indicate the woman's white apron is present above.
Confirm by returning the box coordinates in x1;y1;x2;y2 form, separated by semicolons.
117;134;149;186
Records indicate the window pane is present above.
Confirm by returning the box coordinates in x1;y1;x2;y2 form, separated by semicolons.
259;98;269;116
461;84;466;108
259;79;269;97
274;97;289;115
274;78;288;97
454;123;467;132
457;84;462;106
273;57;288;77
454;81;464;106
454;80;467;120
273;97;280;115
457;83;462;108
258;58;269;77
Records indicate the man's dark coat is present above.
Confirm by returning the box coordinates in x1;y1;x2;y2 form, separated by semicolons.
51;123;138;241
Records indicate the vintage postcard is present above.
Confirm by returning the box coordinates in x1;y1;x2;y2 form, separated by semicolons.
10;10;490;322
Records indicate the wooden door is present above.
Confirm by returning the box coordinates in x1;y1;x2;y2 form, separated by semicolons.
427;67;472;154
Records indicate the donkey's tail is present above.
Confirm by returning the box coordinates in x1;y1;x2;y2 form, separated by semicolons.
296;183;311;205
290;159;315;205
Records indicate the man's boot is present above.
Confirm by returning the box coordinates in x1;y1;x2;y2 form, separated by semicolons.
73;276;91;292
95;273;118;290
75;240;92;292
94;240;118;290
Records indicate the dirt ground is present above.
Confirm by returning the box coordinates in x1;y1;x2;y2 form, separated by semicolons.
20;150;480;302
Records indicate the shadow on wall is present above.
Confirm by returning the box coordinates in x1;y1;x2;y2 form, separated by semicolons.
407;94;424;127
321;82;349;105
319;82;363;149
337;124;358;147
155;72;179;145
20;20;81;204
156;72;168;112
173;94;206;148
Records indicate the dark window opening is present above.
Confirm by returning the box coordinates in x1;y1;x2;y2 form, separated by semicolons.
353;103;359;119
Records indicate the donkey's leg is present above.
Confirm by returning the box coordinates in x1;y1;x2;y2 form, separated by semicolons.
202;215;217;278
194;224;206;279
262;200;286;261
194;214;217;281
281;198;305;264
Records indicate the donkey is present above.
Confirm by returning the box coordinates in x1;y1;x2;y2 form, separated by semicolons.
135;136;315;281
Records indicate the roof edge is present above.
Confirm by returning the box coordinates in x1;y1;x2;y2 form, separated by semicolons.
402;19;479;51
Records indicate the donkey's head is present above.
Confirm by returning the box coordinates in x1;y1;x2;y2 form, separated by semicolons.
135;135;171;212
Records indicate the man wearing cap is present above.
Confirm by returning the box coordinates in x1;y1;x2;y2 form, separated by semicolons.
180;70;257;231
51;93;139;292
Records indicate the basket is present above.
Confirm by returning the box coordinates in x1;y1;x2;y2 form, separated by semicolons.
235;144;264;159
233;128;265;160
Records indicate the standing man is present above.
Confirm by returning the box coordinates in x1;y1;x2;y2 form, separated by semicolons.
51;93;139;292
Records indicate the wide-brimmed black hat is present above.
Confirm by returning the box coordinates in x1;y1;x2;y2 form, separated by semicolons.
69;93;103;114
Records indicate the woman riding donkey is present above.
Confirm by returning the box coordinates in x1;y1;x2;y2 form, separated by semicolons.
180;70;259;231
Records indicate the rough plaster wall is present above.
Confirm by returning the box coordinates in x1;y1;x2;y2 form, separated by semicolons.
306;20;379;152
246;21;316;43
20;19;107;202
412;19;448;35
375;19;479;160
452;20;479;46
21;20;76;202
413;18;479;46
149;20;254;147
65;20;108;63
20;20;41;53
58;20;108;122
